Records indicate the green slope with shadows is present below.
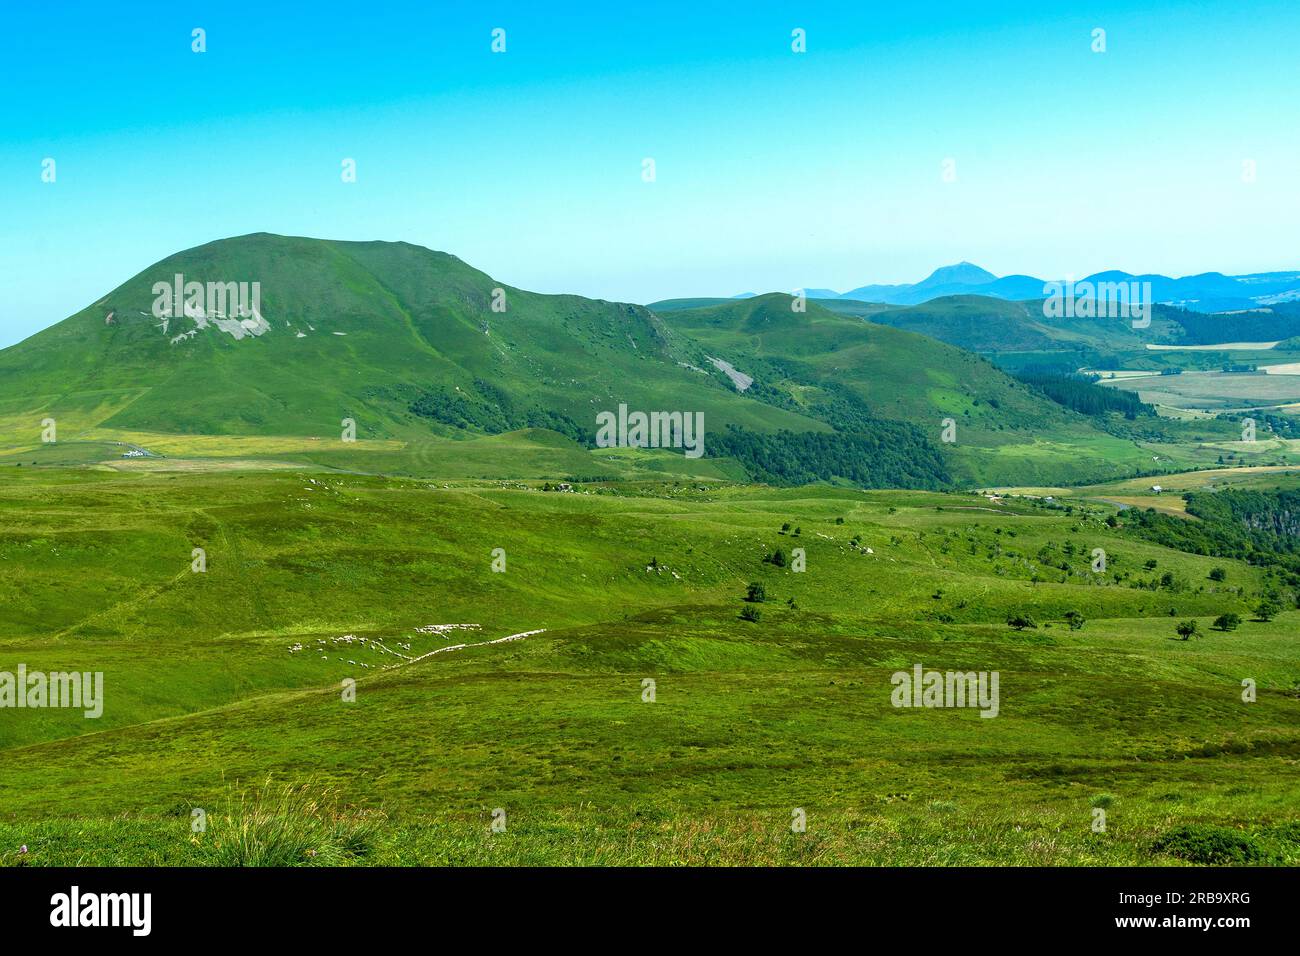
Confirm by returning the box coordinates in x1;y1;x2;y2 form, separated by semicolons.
654;294;1156;485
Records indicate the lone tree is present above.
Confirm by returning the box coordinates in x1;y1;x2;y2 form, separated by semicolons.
1254;599;1281;622
1176;619;1199;641
1007;613;1037;631
745;582;766;603
1208;567;1226;582
1212;612;1241;632
739;605;761;622
1064;610;1085;631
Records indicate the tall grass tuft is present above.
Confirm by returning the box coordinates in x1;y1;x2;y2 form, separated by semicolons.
199;777;383;867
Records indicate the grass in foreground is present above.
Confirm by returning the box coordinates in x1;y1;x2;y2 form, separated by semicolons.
1;468;1297;865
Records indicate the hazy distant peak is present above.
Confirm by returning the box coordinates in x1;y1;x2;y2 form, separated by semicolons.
915;262;997;289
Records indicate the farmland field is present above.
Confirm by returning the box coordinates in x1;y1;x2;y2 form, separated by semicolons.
1102;370;1300;411
1145;342;1283;351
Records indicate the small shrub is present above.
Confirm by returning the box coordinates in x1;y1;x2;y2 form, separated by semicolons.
1151;824;1270;865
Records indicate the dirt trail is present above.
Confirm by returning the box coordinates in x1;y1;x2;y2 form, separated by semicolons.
50;568;192;641
404;628;547;665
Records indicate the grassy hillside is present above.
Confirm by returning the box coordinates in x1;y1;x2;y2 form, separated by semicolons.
655;295;1158;485
2;466;1297;865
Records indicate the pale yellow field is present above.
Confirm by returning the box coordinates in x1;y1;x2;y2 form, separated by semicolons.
1093;464;1300;493
992;462;1300;500
95;457;312;473
1145;341;1281;351
80;428;404;457
1095;495;1191;517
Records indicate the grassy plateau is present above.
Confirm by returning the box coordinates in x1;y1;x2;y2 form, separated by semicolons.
1;452;1297;866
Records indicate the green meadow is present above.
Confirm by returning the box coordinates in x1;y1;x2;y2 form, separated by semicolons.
2;454;1297;866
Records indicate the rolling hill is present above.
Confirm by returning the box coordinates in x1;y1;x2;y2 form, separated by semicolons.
652;295;1157;483
837;295;1186;354
817;296;1300;375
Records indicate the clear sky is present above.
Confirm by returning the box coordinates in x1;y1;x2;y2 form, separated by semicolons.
2;0;1298;347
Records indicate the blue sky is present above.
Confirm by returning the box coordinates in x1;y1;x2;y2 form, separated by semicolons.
2;0;1298;347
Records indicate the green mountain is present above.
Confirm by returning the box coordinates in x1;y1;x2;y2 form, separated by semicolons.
0;233;820;442
0;234;1151;486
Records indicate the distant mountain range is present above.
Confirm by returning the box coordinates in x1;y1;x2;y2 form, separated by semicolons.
749;262;1300;312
